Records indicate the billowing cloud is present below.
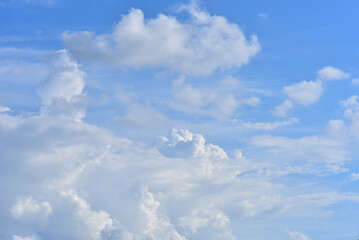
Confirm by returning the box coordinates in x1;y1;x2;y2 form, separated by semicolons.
156;128;228;160
63;3;260;76
1;107;358;239
37;50;86;122
317;66;350;81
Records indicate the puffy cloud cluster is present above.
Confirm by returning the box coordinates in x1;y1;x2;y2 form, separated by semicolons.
156;128;228;161
1;3;357;239
63;3;260;76
0;108;358;239
275;66;349;117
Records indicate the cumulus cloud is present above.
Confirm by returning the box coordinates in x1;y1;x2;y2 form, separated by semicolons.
274;66;349;117
275;80;322;117
156;128;228;160
0;109;358;239
284;80;323;106
37;50;86;122
63;3;260;76
317;66;350;81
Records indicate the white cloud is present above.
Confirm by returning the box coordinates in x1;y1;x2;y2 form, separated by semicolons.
171;78;259;120
275;66;348;117
0;110;357;239
241;118;298;130
274;77;324;117
178;208;236;240
37;50;86;122
317;66;350;81
63;3;260;76
274;99;294;117
60;190;114;240
284;80;323;106
116;103;170;129
13;236;38;240
349;172;359;182
156;128;228;161
326;119;346;136
327;95;359;140
258;13;268;19
274;79;322;117
11;196;52;222
239;96;260;107
287;230;311;240
251;135;348;173
221;75;239;87
0;60;48;83
0;105;10;112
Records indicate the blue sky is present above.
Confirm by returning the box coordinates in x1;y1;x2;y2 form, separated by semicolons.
1;0;359;240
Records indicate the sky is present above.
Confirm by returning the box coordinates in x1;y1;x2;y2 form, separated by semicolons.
0;0;359;239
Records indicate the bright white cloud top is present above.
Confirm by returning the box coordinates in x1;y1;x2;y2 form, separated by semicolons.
0;1;359;240
63;3;260;76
